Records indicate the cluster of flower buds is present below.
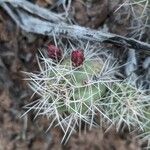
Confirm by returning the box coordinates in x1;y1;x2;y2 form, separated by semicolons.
71;50;85;67
47;44;85;67
47;44;62;61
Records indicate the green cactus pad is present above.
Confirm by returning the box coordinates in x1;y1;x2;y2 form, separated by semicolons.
68;83;106;114
56;58;107;114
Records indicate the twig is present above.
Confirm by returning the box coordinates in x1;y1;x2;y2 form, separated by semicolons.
0;0;150;52
0;0;65;22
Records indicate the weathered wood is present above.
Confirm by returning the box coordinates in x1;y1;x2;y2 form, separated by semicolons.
1;0;150;52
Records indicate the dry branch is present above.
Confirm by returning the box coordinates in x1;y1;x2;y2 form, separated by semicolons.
1;0;150;52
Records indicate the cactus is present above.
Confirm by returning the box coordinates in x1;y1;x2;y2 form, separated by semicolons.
104;82;150;131
138;108;150;149
23;43;115;142
103;80;150;149
23;42;150;144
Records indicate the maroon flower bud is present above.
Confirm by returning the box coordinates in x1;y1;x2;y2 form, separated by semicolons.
47;44;62;61
71;50;85;67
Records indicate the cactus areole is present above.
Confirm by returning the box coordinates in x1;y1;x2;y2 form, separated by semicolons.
47;44;62;61
71;50;85;67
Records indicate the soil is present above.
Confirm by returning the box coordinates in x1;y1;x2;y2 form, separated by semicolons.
0;0;148;149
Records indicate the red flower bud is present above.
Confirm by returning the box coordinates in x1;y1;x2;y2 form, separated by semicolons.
71;50;85;67
47;44;62;61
